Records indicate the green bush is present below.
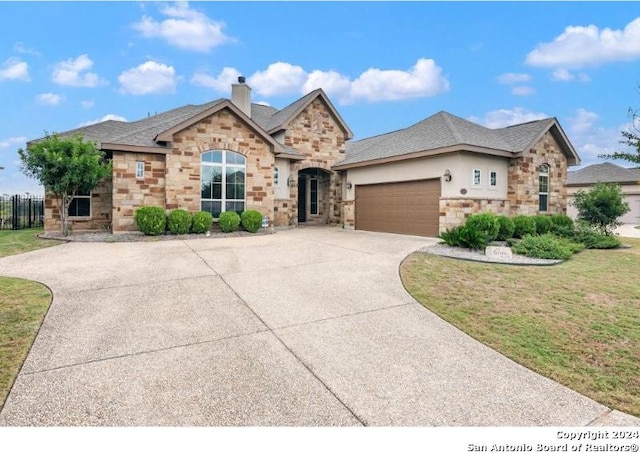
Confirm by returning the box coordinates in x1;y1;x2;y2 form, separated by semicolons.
533;215;553;234
219;211;241;233
134;206;166;236
438;225;488;250
513;215;537;238
496;215;515;241
572;183;630;235
465;212;500;242
167;209;192;235
191;211;213;234
511;233;582;260
573;223;622;249
241;210;263;233
549;214;575;238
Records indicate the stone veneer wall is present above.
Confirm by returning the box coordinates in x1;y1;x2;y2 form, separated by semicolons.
343;199;355;228
439;198;510;231
508;131;568;216
283;98;347;226
166;108;274;220
111;152;166;232
44;178;113;232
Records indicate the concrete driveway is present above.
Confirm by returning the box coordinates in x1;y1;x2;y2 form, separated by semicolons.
0;227;638;426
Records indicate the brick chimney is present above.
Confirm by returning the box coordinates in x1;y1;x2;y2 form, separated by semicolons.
231;76;251;117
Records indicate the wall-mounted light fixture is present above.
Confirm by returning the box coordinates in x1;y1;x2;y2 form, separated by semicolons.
287;176;297;187
346;181;353;190
443;169;452;183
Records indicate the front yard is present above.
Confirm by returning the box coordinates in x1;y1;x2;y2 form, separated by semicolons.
401;238;640;417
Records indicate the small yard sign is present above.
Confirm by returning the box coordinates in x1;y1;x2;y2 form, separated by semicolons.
485;246;513;261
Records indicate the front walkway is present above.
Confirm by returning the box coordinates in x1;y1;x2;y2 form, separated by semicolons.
0;228;638;426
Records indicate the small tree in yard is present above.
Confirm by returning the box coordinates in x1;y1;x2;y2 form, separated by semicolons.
18;133;111;235
572;183;630;235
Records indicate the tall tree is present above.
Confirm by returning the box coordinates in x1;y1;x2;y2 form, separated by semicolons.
572;183;630;235
18;133;111;235
599;107;640;165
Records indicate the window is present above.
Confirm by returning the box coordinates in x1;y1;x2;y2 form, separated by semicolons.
201;150;246;218
473;169;481;186
310;179;319;215
136;161;145;179
68;191;91;217
539;164;549;212
274;166;279;186
490;170;497;187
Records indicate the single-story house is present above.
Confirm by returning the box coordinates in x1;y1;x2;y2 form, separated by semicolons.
37;78;580;237
567;162;640;224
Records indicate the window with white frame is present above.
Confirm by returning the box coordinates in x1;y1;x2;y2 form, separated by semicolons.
490;170;497;188
539;164;549;212
201;150;246;218
68;191;91;217
274;166;279;186
472;169;481;186
136;161;145;179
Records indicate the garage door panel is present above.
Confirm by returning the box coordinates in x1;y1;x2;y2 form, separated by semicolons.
355;179;441;237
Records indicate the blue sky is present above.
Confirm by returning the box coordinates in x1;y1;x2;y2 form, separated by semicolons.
1;1;639;195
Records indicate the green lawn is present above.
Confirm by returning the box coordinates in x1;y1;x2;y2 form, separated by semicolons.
0;229;61;258
400;238;640;417
0;229;59;410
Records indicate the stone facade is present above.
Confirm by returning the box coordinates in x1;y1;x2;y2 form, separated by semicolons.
282;98;348;226
508;131;568;216
439;198;509;231
44;178;113;232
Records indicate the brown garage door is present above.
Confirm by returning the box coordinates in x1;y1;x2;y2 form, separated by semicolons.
355;179;441;237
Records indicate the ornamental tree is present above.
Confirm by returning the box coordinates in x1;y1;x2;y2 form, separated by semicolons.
571;183;630;235
599;105;640;165
18;132;111;235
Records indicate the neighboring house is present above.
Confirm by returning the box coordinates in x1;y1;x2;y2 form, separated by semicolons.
334;111;580;236
38;77;353;233
567;162;640;224
36;79;580;237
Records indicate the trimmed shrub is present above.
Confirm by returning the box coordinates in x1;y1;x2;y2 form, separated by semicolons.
241;210;263;233
572;183;630;235
549;214;575;238
496;215;515;241
550;214;574;229
219;211;241;233
513;215;537;238
465;212;500;242
573;223;622;249
511;233;582;260
134;206;166;236
439;225;488;250
167;209;192;235
532;215;553;235
191;211;213;234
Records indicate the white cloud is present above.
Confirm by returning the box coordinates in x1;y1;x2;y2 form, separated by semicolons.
349;58;449;102
0;136;28;150
511;86;535;96
497;73;532;84
0;58;30;81
249;62;307;97
551;69;591;82
470;107;549;129
36;93;65;106
191;66;241;91
134;2;232;52
13;42;40;56
81;99;95;109
526;17;640;69
52;54;105;87
78;114;128;127
118;61;177;95
193;58;450;104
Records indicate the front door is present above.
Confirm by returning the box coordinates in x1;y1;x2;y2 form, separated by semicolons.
298;177;307;223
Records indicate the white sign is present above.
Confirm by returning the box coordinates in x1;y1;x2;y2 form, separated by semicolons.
262;217;269;228
485;246;513;261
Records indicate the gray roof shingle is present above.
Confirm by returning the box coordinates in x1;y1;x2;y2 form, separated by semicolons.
567;162;640;185
337;111;559;167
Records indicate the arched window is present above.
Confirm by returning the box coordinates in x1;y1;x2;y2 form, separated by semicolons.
539;164;549;212
201;150;246;218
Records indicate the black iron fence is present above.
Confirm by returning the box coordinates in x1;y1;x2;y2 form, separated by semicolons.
0;195;45;230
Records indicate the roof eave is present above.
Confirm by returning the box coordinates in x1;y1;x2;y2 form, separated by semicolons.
275;152;306;161
100;143;172;155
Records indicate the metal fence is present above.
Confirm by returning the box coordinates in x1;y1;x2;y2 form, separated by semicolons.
0;195;45;230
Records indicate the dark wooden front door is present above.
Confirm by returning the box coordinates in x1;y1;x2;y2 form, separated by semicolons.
298;177;307;223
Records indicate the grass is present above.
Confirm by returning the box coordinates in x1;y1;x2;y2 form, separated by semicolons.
0;228;61;258
400;238;640;417
0;229;59;410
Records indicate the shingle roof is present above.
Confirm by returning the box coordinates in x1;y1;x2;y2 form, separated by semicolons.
567;162;640;185
336;111;567;168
